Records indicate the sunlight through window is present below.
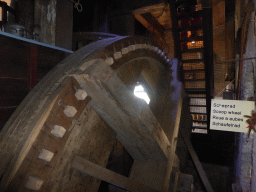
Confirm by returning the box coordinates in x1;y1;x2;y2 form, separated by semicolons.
134;85;150;104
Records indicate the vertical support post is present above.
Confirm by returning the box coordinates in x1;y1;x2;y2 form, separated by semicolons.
1;1;7;24
202;7;214;131
181;131;214;192
169;0;182;61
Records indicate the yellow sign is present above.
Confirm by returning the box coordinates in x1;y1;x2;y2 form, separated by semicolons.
210;99;255;132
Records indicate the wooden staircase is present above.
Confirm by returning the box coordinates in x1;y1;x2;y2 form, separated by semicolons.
170;0;214;134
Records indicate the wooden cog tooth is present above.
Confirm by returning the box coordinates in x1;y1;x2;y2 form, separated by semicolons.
75;89;88;100
25;176;43;191
38;149;54;162
64;105;77;117
105;57;114;65
114;52;122;60
51;125;66;138
154;47;159;52
121;47;129;55
128;45;136;52
134;44;140;50
149;45;155;51
145;44;151;49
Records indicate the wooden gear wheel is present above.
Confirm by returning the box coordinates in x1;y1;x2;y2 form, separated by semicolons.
0;36;183;192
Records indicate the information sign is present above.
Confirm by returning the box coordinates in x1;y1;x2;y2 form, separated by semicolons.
210;99;255;132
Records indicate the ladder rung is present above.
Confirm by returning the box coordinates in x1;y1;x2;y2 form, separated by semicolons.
180;36;204;43
182;59;204;63
183;69;205;72
177;10;203;20
184;79;205;82
181;48;204;53
178;24;202;32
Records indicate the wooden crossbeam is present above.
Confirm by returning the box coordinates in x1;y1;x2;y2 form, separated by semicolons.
133;3;167;15
134;13;164;38
172;171;180;192
72;156;159;192
74;59;170;162
142;13;165;36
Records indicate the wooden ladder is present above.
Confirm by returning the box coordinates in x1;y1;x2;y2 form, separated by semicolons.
170;0;214;134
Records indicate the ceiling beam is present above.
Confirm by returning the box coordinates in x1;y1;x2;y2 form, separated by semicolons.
134;12;164;38
133;3;167;15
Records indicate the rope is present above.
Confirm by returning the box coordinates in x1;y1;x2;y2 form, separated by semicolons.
70;0;82;12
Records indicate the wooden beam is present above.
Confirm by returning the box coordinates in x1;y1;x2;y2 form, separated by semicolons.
161;58;183;192
128;58;183;192
133;13;168;55
73;59;170;162
142;12;165;36
133;3;167;15
134;13;164;38
168;0;182;60
172;171;180;192
181;131;214;192
72;156;159;192
162;94;183;192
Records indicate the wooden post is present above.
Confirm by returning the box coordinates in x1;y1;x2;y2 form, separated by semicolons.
181;131;214;192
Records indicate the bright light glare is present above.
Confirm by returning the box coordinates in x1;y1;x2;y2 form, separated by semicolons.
134;85;150;104
192;41;195;43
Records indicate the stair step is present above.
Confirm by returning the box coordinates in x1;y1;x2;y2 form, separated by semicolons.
182;59;204;63
189;104;206;107
180;35;204;43
183;69;205;72
184;79;205;82
189;97;206;99
190;112;207;114
192;128;208;134
192;120;207;122
177;10;203;20
185;88;206;93
178;24;202;32
181;48;204;53
192;124;208;129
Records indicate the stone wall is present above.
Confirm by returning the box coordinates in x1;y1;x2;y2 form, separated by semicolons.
234;8;256;192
